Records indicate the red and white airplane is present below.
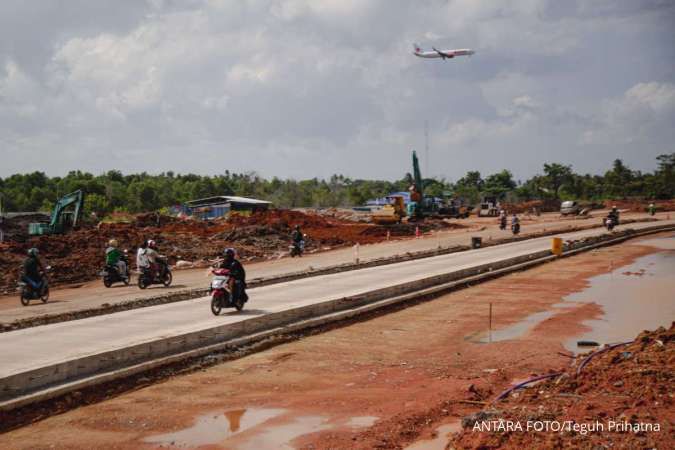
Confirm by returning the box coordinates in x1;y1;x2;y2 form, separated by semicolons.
413;43;475;60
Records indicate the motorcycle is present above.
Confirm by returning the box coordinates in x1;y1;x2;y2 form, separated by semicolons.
511;222;520;235
137;257;172;289
18;266;51;306
100;250;130;287
209;268;245;315
604;216;616;231
289;239;305;257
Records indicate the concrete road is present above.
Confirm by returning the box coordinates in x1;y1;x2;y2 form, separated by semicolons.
1;219;673;384
0;211;664;323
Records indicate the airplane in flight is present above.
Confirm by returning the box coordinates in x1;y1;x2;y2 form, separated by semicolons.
413;43;475;60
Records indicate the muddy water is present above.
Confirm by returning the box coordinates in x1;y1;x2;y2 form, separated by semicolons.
563;248;675;353
474;237;675;351
144;408;378;449
404;421;461;450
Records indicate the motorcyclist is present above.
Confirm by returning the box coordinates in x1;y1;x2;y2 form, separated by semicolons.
648;203;656;216
499;210;507;229
105;239;128;280
608;206;620;225
511;214;520;225
145;239;166;278
22;248;46;294
219;248;248;303
292;225;304;244
137;240;149;273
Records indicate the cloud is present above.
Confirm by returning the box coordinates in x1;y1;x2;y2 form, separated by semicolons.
0;0;673;180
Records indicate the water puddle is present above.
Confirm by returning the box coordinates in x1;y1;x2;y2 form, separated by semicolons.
144;407;285;447
470;237;675;351
404;421;461;450
144;408;378;449
345;416;379;427
234;415;332;450
563;249;675;353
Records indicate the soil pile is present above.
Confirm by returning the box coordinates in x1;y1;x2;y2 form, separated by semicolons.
607;199;675;212
452;324;674;449
0;214;50;242
0;209;455;293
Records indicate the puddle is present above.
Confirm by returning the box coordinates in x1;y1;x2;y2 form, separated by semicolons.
345;416;379;427
563;249;675;353
144;408;377;449
479;310;556;343
234;415;332;450
471;238;675;350
404;421;461;450
144;407;286;447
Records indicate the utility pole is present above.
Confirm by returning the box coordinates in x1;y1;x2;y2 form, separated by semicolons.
424;120;430;178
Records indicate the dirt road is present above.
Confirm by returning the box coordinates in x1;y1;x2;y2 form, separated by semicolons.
0;210;662;323
1;233;671;449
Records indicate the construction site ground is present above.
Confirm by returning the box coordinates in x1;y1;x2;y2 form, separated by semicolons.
0;232;672;449
0;209;667;325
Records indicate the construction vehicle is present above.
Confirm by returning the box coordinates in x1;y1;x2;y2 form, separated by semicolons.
372;195;406;224
438;196;472;219
407;150;426;221
28;190;85;235
477;195;499;217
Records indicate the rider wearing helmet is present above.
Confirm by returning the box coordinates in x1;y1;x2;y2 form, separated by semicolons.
219;248;248;302
144;239;165;277
106;239;127;280
22;248;46;293
608;206;620;225
292;225;304;245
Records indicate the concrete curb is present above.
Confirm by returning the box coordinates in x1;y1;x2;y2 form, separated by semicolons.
0;223;672;411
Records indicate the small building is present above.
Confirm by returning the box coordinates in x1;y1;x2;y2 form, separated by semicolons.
185;196;271;220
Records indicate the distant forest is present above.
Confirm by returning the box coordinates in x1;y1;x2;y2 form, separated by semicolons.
0;154;673;216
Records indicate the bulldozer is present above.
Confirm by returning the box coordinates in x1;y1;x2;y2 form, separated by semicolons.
372;195;406;225
28;190;85;235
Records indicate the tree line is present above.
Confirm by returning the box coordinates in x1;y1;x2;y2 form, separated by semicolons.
0;154;672;216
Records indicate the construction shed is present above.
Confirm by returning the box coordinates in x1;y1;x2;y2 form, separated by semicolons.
185;196;271;220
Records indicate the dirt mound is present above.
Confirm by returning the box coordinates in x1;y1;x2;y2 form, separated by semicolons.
452;324;674;449
0;209;408;293
607;199;675;212
501;199;561;214
0;214;50;242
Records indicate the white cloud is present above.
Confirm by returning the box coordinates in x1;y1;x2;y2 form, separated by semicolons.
0;0;673;179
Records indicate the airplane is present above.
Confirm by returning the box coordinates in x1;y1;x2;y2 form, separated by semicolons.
413;43;475;60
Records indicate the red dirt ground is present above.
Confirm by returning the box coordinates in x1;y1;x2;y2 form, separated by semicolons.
0;236;668;449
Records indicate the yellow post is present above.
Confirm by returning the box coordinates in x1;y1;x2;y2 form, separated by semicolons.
551;237;563;256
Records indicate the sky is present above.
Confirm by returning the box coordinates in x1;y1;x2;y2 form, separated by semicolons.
1;0;674;182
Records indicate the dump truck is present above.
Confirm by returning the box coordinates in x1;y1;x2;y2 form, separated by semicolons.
28;190;85;235
372;195;406;224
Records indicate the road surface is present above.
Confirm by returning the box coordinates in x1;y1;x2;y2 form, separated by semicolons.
1;219;673;390
0;210;663;323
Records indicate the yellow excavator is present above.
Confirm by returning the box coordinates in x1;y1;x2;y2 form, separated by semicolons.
372;195;406;225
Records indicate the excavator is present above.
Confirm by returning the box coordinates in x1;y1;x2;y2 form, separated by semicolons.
28;190;85;235
371;151;427;225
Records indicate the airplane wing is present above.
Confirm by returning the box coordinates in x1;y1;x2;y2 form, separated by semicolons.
432;47;454;59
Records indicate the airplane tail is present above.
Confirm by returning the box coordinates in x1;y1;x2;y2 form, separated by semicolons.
412;43;422;53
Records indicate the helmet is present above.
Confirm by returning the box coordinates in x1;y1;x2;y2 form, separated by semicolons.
148;239;156;248
108;239;118;247
27;248;39;257
223;248;235;258
295;225;300;230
